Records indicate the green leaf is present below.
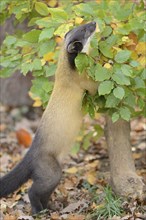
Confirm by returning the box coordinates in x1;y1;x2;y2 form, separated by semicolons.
23;30;41;43
39;40;56;56
73;3;94;18
35;2;49;16
88;104;95;118
141;69;146;80
130;60;139;67
95;64;111;81
105;93;120;107
134;77;145;89
112;69;130;85
71;143;80;155
121;64;133;77
75;54;88;73
94;124;104;139
3;36;17;46
98;81;114;95
31;77;53;98
113;87;125;100
48;8;68;22
0;68;13;78
137;99;145;110
102;26;112;38
44;65;56;77
99;41;113;58
119;107;131;121
39;28;55;41
112;112;120;123
32;59;42;71
106;35;118;46
21;62;33;75
124;92;135;107
114;50;131;63
82;133;91;150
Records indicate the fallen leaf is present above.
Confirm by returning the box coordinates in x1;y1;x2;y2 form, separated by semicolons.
133;152;142;159
14;194;22;201
0;124;7;131
50;213;61;220
4;215;17;220
65;167;78;174
67;214;85;220
62;200;88;214
18;216;34;220
86;171;97;185
16;128;32;148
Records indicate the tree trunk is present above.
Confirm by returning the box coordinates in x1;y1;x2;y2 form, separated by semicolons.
0;71;33;107
0;17;32;107
105;115;144;199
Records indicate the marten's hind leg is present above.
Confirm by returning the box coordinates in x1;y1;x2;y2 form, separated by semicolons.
29;156;62;214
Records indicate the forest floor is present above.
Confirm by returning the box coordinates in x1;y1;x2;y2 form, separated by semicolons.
0;105;146;220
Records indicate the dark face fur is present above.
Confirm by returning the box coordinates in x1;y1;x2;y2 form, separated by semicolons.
64;22;96;68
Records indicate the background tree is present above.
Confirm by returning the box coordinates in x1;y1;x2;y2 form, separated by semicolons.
0;17;33;106
0;0;145;198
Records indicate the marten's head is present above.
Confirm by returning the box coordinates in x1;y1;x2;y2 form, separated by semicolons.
64;22;96;68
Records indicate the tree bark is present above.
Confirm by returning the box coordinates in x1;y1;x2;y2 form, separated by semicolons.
105;115;144;199
0;71;33;107
0;17;32;107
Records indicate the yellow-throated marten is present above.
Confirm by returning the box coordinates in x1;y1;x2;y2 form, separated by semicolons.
0;22;97;214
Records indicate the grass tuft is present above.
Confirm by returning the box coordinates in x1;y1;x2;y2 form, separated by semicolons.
84;183;124;220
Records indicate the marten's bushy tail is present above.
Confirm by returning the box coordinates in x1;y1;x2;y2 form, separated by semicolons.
0;152;32;197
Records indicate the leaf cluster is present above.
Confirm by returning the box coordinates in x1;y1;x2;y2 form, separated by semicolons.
0;0;145;120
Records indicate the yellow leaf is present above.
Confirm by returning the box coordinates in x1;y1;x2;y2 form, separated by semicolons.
131;51;138;60
29;92;42;107
41;58;46;66
22;46;32;54
54;23;73;38
113;46;121;52
104;63;112;69
65;167;78;174
137;55;145;68
87;160;100;168
95;112;100;119
26;59;32;63
86;171;97;185
47;0;57;7
122;36;130;43
55;36;63;44
136;42;146;55
111;23;117;29
95;23;100;33
33;99;42;107
75;17;83;24
43;52;54;62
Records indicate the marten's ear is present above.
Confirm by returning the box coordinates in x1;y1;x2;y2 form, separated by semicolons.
67;41;83;53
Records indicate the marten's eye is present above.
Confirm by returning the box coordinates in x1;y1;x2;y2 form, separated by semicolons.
67;41;83;53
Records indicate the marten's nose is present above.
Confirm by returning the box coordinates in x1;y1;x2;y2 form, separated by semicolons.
88;21;96;33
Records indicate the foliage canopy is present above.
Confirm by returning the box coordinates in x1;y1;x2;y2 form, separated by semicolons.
0;0;145;122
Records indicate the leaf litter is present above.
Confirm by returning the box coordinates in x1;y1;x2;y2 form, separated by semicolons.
0;105;145;220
